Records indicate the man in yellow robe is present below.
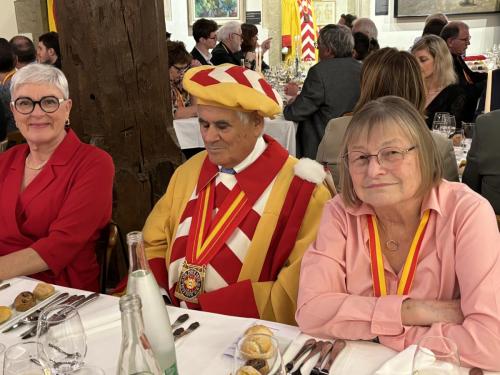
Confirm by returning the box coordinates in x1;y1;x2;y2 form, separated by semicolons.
143;64;330;325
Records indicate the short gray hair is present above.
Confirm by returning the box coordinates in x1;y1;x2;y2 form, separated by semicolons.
352;18;378;40
319;24;354;58
10;63;69;99
217;21;241;42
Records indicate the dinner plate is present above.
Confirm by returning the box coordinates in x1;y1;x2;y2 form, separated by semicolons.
0;279;63;332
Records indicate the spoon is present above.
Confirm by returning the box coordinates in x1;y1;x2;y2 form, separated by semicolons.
171;313;189;328
173;321;200;341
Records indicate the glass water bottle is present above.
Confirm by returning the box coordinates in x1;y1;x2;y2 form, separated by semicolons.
117;294;162;375
126;231;178;375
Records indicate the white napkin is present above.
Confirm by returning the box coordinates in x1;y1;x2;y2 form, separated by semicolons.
81;304;121;335
374;345;418;375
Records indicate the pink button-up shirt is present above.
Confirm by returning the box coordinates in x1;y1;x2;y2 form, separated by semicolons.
296;180;500;370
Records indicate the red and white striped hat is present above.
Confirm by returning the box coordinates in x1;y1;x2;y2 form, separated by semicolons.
183;64;283;118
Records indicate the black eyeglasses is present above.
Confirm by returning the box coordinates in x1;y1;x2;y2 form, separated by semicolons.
172;64;190;73
12;96;65;115
232;33;242;39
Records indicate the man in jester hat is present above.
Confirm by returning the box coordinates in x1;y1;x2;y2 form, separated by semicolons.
142;64;331;325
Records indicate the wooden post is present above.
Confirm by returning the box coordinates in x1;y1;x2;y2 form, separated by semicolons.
55;0;181;247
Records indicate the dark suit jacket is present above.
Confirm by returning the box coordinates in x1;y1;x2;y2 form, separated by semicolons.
452;53;487;122
191;47;211;65
211;42;241;66
283;57;362;158
462;110;500;214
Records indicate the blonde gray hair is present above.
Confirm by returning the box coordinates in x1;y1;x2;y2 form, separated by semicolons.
339;96;443;207
10;63;69;99
411;34;457;88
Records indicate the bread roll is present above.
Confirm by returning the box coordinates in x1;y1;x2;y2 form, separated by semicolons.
240;334;274;360
0;306;12;324
244;325;273;337
235;366;261;375
14;291;36;312
33;282;55;301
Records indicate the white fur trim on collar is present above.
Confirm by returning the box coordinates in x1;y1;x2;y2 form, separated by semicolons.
293;158;326;184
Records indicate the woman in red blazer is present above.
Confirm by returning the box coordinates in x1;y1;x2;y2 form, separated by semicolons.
0;64;114;292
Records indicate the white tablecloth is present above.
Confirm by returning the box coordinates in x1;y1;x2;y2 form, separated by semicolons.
173;117;297;156
1;277;498;375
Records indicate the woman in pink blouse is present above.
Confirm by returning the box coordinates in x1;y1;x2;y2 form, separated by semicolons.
296;96;500;370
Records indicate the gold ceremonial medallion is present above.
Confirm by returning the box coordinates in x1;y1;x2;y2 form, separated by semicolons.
174;261;206;304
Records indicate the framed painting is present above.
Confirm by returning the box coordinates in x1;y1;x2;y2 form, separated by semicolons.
313;1;336;26
395;0;500;17
188;0;245;26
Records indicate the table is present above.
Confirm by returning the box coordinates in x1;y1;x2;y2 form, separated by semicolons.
1;277;498;374
173;117;297;156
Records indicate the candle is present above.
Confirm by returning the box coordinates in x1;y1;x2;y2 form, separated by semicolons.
485;69;492;113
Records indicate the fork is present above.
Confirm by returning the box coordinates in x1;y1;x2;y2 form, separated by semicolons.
290;341;325;375
2;293;71;333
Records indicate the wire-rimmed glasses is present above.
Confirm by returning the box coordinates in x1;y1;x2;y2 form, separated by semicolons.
343;146;417;173
12;96;65;115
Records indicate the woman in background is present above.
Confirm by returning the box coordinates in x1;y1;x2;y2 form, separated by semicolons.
411;35;465;130
237;23;271;71
168;41;197;119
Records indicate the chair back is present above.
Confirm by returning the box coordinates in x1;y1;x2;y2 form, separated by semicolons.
95;222;119;293
485;68;500;113
0;139;7;152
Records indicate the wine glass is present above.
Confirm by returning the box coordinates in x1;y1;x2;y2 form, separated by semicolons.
37;304;87;374
432;112;449;136
3;341;47;375
412;336;460;375
233;333;285;375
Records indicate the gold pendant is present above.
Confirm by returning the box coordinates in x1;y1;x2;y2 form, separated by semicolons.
174;260;206;304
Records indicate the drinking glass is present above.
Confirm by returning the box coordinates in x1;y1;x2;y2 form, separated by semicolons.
3;341;47;375
73;365;106;374
37;304;87;374
233;333;285;375
412;336;460;375
461;122;475;150
432;112;449;135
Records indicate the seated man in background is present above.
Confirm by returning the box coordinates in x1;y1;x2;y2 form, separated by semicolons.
190;18;218;66
211;21;243;66
37;32;62;69
440;21;486;121
142;64;330;325
463;110;500;215
9;35;36;69
283;24;361;158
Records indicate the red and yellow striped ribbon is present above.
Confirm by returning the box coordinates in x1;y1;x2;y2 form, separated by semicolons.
187;180;250;265
367;210;431;297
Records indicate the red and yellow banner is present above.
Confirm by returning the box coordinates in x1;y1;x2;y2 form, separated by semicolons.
367;210;431;297
47;0;57;31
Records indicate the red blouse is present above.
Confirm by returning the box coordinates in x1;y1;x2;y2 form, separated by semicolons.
0;130;114;291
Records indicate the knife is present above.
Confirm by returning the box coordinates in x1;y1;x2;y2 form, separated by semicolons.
319;339;346;375
2;292;71;333
20;293;99;339
173;321;200;341
311;341;333;375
